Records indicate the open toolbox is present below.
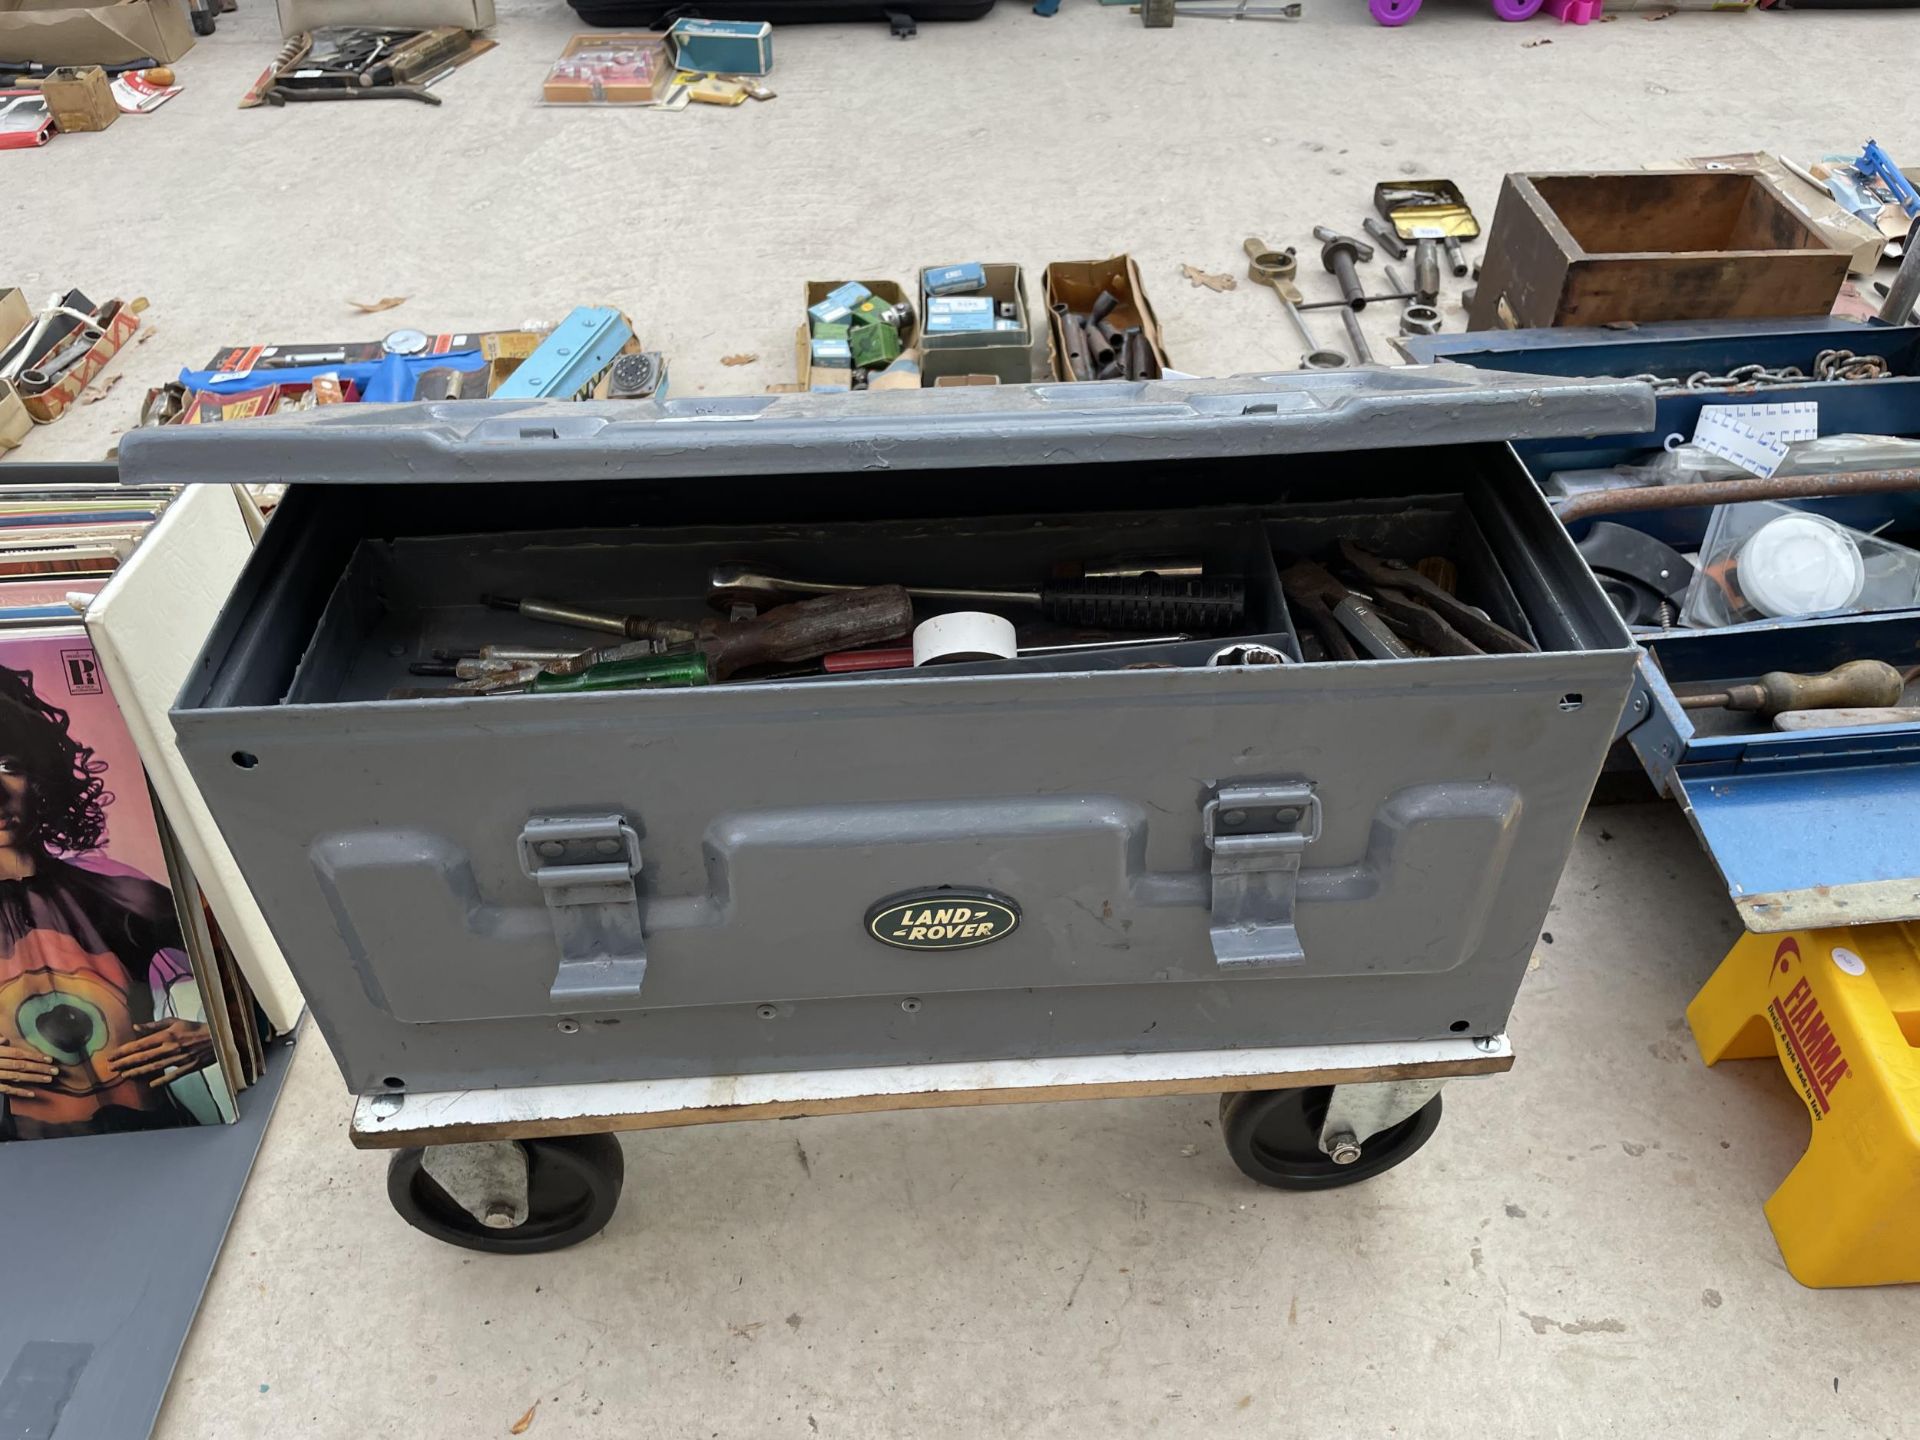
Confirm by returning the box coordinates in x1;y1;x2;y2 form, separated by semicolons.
1406;318;1920;929
127;372;1644;1098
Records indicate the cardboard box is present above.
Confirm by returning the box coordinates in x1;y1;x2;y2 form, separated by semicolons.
0;288;29;352
43;64;116;131
1683;153;1885;276
0;0;198;66
794;279;915;388
22;299;137;423
1042;254;1168;381
276;0;493;37
0;379;30;450
920;263;1033;386
668;17;770;76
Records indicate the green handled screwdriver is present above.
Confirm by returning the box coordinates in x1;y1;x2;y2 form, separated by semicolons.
490;651;711;695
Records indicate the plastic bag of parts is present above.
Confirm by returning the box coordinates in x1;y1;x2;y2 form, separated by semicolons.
1681;500;1920;628
1548;434;1920;499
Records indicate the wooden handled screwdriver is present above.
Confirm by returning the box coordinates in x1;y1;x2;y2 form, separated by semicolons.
484;586;914;680
1679;660;1904;719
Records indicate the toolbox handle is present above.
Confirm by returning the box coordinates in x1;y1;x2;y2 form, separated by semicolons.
518;815;648;1003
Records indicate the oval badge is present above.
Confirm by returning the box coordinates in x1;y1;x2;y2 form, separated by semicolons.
866;889;1020;952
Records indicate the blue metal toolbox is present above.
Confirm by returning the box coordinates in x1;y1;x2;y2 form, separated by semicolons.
1407;319;1920;930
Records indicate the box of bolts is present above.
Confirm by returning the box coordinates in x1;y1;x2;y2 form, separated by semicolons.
0;288;143;424
796;279;919;392
542;31;675;104
918;263;1034;386
1043;255;1168;382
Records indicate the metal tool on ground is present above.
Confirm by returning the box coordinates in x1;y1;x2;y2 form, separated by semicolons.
1313;227;1374;310
709;564;1247;633
1243;237;1344;369
1129;0;1300;15
266;83;440;105
486;585;915;680
1677;660;1904;720
1401;305;1441;337
1338;306;1374;365
1413;240;1441;306
492;306;632;400
359;25;470;87
1362;217;1408;261
1374;179;1478;278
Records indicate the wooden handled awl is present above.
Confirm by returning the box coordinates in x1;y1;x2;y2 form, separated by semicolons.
1679;660;1904;719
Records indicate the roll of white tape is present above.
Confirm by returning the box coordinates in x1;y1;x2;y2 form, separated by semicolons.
912;612;1017;666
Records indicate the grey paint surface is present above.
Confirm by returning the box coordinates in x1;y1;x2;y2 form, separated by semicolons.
0;1040;293;1440
155;384;1635;1096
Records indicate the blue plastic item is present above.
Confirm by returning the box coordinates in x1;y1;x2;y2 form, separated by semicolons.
1857;139;1920;218
178;351;487;405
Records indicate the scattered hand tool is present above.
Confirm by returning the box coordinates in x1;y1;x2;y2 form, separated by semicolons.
1312;226;1374;310
1337;307;1374;365
265;83;441;105
485;585;914;679
1244;237;1345;370
1678;660;1904;720
1129;0;1300;16
1362;217;1408;262
1413;240;1441;306
1774;706;1920;732
708;565;1247;633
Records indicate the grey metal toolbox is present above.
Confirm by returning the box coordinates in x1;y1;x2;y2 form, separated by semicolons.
122;369;1649;1251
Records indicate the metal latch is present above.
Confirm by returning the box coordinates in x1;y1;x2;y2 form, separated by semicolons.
1202;782;1321;969
519;815;646;1003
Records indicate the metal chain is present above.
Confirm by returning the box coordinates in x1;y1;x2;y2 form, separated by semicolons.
1624;349;1891;393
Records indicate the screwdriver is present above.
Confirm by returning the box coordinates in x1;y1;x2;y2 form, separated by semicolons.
484;585;914;680
486;652;711;695
1678;660;1904;719
707;565;1247;633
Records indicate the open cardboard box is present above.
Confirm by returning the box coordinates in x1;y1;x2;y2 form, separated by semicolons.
793;278;917;390
0;0;197;65
1043;254;1168;381
23;299;139;423
919;262;1034;387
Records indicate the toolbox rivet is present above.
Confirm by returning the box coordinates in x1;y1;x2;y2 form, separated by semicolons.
1222;809;1247;827
557;1018;581;1034
756;1004;778;1020
595;838;621;856
1271;808;1300;826
900;997;923;1013
1473;1036;1500;1054
538;840;566;859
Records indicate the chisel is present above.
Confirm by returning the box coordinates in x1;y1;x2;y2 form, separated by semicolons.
1678;660;1903;719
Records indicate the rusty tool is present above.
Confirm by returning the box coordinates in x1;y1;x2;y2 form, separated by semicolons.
484;586;914;680
265;83;441;105
1679;660;1904;719
1244;237;1345;371
1335;540;1534;654
1554;467;1920;523
1312;226;1374;310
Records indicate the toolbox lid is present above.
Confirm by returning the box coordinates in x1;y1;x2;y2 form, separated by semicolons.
118;368;1653;487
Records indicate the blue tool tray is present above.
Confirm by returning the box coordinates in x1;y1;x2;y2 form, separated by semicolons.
1408;318;1920;930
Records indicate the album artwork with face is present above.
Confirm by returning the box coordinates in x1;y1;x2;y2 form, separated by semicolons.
0;630;236;1142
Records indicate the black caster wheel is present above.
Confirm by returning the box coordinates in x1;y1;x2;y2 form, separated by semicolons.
191;7;216;33
1219;1086;1441;1190
387;1134;624;1254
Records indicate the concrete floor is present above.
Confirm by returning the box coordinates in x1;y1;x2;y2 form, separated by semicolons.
17;0;1916;1433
